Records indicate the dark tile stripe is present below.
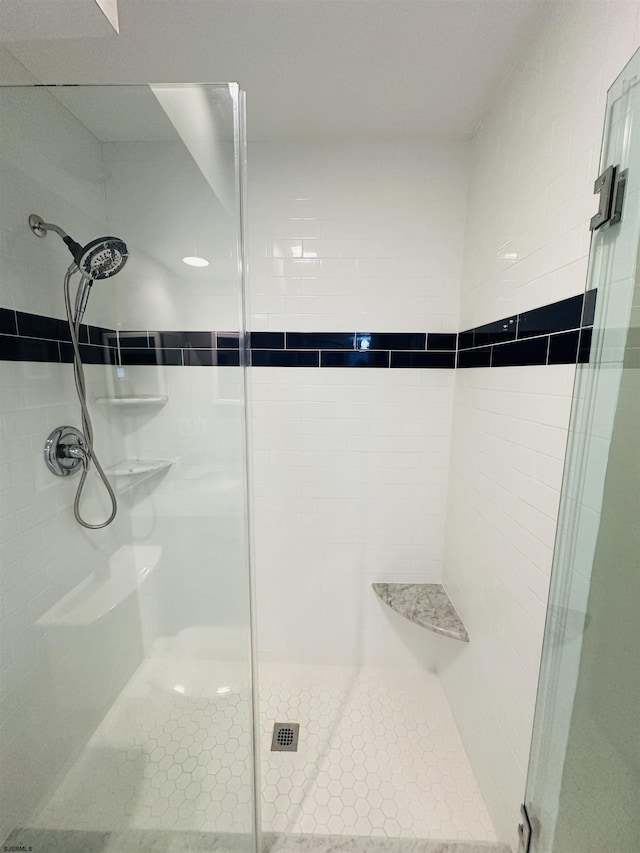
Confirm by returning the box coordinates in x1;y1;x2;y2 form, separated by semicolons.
0;334;61;362
0;307;18;336
457;347;492;368
518;294;583;339
59;342;118;365
250;331;285;349
491;336;549;367
16;311;71;342
289;332;356;350
548;330;580;365
183;349;240;367
427;332;457;351
119;347;183;366
357;332;425;351
391;351;455;368
0;290;597;367
322;350;389;368
216;333;241;349
578;328;593;364
118;332;149;348
252;349;318;367
473;316;517;347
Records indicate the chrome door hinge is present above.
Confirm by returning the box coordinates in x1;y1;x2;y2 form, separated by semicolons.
590;164;627;230
518;803;532;853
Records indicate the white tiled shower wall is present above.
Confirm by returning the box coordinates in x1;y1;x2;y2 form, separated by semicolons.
440;2;640;846
247;142;469;665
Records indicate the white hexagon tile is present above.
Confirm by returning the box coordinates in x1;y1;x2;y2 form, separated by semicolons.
31;656;255;834
27;655;496;846
259;664;497;842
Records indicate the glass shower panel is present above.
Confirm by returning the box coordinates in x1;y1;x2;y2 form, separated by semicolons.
523;49;640;853
0;83;257;851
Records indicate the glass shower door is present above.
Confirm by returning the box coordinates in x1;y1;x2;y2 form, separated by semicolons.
0;83;258;852
522;49;640;853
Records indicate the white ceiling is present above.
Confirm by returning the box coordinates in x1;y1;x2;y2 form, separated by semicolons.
1;0;544;141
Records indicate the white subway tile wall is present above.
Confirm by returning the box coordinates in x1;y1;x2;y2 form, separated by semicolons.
440;2;640;846
248;142;469;666
251;367;453;667
248;141;468;334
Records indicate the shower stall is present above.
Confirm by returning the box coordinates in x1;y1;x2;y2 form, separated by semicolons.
1;50;639;853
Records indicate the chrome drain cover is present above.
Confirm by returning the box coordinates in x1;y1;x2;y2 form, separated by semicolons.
270;722;300;752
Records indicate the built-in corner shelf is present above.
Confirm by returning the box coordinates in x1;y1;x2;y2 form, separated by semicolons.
95;395;169;406
106;458;173;488
372;582;469;642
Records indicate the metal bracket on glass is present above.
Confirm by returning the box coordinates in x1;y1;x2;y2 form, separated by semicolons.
44;426;88;477
517;803;533;853
590;164;627;231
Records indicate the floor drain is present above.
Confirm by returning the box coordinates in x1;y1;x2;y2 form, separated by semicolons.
270;722;300;752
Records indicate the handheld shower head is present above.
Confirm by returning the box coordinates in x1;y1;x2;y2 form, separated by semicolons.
29;214;129;280
76;237;128;280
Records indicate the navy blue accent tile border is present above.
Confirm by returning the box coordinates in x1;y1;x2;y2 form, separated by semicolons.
427;332;457;351
455;290;596;369
391;351;455;368
252;349;318;367
250;331;284;349
548;330;580;365
322;350;389;368
119;332;149;348
458;330;475;350
59;342;118;365
0;307;17;336
357;332;426;351
216;333;241;349
578;328;593;364
473;317;517;347
16;310;71;343
492;336;549;367
184;349;240;367
457;347;492;369
0;334;60;363
120;347;183;366
289;332;355;350
0;290;597;368
517;295;583;340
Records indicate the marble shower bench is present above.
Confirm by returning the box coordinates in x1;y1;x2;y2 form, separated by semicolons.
372;583;469;642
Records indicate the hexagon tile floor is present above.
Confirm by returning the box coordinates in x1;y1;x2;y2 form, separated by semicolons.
259;663;497;842
31;656;255;834
26;657;497;846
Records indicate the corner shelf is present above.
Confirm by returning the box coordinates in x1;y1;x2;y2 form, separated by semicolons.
106;458;173;489
95;395;168;406
372;582;469;642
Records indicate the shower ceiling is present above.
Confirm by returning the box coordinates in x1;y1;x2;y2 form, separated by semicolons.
2;0;544;141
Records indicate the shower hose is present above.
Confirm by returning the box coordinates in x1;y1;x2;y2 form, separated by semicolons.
63;266;118;529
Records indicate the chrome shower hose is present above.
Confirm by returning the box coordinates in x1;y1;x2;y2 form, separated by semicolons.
63;266;118;529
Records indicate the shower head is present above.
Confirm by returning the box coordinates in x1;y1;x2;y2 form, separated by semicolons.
29;214;128;280
76;237;128;280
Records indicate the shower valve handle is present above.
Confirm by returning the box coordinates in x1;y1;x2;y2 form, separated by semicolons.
44;426;88;477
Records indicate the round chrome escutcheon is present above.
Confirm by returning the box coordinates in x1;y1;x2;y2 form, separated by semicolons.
44;426;87;477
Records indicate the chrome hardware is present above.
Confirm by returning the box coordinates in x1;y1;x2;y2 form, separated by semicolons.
44;426;88;477
28;213;47;237
590;164;627;231
518;803;532;853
